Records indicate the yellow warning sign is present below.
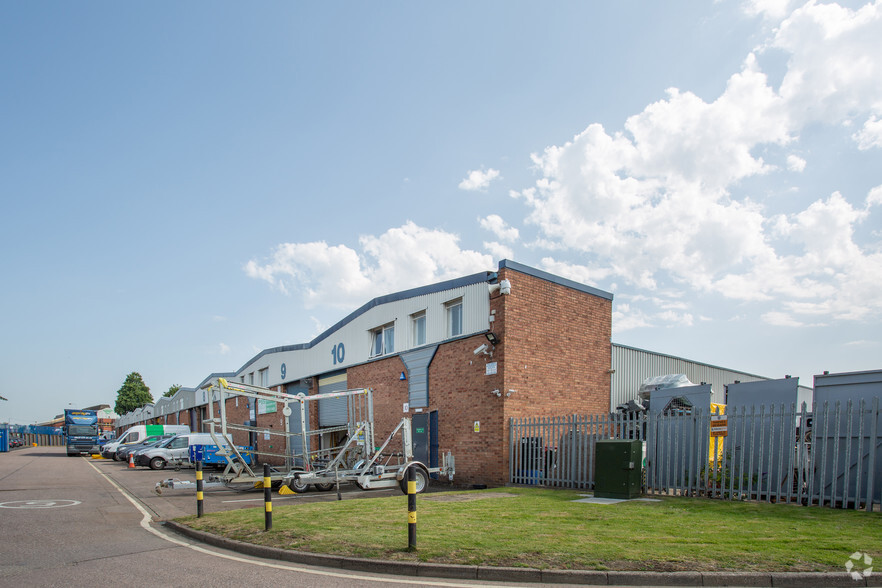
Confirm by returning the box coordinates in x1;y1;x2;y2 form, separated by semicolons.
710;414;728;437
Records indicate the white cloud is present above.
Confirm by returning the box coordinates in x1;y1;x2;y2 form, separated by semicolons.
762;311;804;326
516;1;882;326
772;1;882;129
538;258;614;287
612;304;652;332
245;222;494;308
479;214;520;242
310;317;327;338
483;241;513;260
459;168;501;191
854;116;882;149
868;185;882;206
218;343;231;355
786;154;807;171
742;0;799;21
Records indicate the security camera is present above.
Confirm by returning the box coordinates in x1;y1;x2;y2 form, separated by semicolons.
473;343;489;355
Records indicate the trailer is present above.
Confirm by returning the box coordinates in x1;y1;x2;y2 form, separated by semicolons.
200;378;454;493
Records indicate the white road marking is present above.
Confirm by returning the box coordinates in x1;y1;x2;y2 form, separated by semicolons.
0;499;81;509
85;460;504;587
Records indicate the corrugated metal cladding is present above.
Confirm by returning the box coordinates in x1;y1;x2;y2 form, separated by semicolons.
318;372;348;427
234;282;490;387
400;345;438;408
611;344;769;407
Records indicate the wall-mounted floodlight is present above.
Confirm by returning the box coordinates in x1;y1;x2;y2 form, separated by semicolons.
485;332;499;345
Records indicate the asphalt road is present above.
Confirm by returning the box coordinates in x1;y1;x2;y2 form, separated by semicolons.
0;446;553;588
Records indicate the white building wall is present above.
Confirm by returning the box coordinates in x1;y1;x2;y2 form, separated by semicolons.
235;282;490;388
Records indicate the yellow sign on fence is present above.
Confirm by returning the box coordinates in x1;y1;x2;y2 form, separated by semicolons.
710;414;728;437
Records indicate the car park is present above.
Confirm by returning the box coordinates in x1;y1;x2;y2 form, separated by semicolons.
115;435;174;462
102;424;190;460
136;433;249;471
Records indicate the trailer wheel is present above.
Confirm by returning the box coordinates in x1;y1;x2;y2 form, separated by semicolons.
399;465;429;494
149;457;166;470
313;482;335;492
288;479;309;493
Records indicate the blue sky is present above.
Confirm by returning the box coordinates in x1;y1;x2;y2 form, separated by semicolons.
2;1;880;424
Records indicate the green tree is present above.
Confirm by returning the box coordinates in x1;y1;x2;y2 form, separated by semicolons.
114;372;153;415
163;384;181;398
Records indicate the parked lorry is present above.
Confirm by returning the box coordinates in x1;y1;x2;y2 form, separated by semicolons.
64;409;100;456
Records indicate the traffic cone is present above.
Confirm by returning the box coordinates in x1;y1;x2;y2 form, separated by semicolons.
128;453;135;468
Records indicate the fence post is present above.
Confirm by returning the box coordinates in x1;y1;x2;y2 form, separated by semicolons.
407;465;417;552
865;397;879;513
196;461;204;518
264;463;272;531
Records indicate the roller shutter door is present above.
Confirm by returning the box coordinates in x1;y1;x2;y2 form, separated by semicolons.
318;372;348;427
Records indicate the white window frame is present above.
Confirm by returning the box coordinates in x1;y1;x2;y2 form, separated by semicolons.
446;298;463;338
370;323;395;357
411;310;426;347
259;368;268;387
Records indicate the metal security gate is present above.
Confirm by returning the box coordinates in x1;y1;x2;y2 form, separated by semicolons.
509;413;645;489
509;399;881;512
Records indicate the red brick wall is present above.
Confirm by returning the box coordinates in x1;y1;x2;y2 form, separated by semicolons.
347;356;409;451
222;395;251;448
255;388;289;466
428;335;507;485
495;267;612;486
328;268;612;488
497;267;612;420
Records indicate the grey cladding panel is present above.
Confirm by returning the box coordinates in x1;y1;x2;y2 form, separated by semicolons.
318;373;348;427
727;378;802;410
400;346;437;408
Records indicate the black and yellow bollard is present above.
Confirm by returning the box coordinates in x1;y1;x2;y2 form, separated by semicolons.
407;466;416;552
196;461;204;518
264;464;272;531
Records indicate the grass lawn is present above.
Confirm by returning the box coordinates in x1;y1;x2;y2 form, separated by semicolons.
178;487;882;572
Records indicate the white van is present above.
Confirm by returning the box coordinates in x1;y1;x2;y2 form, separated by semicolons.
137;432;232;470
102;424;190;460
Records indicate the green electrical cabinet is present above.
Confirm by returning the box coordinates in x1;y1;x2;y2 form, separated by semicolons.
594;439;643;499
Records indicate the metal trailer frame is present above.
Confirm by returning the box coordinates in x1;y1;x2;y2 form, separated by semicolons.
204;378;454;493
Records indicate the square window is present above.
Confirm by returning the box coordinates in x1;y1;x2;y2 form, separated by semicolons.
446;299;462;338
370;323;395;357
412;311;426;347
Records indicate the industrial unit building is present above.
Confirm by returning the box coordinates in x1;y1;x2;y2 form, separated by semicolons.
117;260;779;486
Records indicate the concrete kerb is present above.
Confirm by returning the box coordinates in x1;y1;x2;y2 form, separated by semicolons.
162;522;875;587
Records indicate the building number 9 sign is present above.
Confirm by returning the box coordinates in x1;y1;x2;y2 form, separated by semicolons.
331;343;345;365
